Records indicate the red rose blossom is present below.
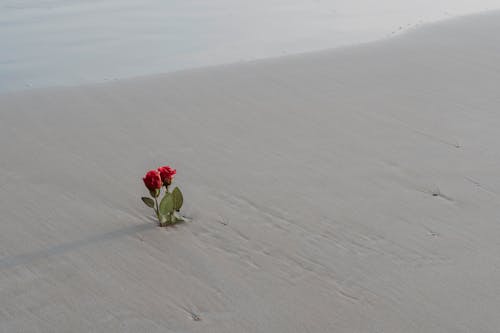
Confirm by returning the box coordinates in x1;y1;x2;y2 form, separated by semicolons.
141;164;185;226
143;170;162;191
158;165;176;185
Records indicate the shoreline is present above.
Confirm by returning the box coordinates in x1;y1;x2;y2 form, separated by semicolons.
1;9;498;98
2;4;500;94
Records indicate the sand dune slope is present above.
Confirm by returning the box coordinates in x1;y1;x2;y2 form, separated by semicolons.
1;12;500;332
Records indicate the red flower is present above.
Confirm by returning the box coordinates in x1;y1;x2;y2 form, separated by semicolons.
158;165;176;185
143;170;162;191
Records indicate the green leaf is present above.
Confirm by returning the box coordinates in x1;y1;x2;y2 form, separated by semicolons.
159;192;174;216
159;214;168;226
173;211;190;223
141;197;155;208
173;212;185;222
172;187;183;211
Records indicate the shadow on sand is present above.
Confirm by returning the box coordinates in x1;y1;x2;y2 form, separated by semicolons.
0;223;155;270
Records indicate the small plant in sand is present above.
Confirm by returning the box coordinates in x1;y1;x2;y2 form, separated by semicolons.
142;165;186;227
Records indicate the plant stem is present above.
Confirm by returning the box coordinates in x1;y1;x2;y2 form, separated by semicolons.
165;186;171;224
154;196;160;221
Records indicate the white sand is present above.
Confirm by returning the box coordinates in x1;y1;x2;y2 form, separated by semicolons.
2;0;500;92
1;11;500;332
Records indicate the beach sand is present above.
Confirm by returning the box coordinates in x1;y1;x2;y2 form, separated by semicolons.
1;11;500;332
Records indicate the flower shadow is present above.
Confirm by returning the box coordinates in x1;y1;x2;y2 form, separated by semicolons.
0;222;155;270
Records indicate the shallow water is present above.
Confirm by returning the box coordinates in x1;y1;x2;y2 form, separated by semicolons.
1;0;499;92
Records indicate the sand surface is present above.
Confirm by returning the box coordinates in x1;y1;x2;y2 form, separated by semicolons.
1;11;500;332
2;0;500;92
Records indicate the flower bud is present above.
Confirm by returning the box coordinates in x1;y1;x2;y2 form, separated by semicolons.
143;170;162;192
158;166;176;186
